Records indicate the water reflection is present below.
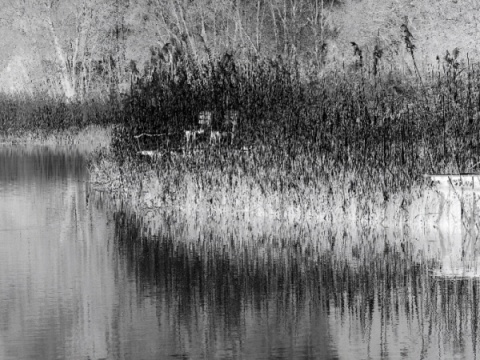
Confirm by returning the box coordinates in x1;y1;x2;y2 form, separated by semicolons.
112;211;480;359
424;182;480;278
1;144;480;359
0;145;114;360
113;211;335;359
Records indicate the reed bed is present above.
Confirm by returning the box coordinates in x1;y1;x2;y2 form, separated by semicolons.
88;44;480;226
0;93;116;151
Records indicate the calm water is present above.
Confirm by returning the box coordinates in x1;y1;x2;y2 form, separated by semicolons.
0;145;479;359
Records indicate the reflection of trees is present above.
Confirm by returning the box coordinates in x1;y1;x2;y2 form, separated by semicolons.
0;146;86;183
0;146;113;360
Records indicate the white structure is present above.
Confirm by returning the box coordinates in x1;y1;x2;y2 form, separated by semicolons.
424;173;480;278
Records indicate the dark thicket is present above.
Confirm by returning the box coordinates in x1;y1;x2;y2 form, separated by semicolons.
111;45;480;195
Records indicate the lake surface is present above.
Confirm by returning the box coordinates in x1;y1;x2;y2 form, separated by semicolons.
0;145;479;359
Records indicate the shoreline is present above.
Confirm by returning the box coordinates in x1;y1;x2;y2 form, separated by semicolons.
2;125;473;236
0;125;113;152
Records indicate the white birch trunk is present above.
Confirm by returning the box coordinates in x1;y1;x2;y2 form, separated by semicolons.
46;16;76;100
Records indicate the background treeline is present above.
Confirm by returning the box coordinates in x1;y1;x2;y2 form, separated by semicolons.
0;0;339;100
1;0;479;101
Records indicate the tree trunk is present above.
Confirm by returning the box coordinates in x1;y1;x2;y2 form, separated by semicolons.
269;1;279;53
46;16;76;100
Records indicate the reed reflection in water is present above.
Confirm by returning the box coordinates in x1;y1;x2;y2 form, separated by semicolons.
111;209;480;360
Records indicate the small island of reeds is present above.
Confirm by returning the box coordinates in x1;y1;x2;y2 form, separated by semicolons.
86;43;480;228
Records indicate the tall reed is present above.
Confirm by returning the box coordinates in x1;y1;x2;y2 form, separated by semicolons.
94;45;480;223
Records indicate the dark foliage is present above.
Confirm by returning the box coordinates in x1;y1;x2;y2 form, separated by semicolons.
112;49;480;194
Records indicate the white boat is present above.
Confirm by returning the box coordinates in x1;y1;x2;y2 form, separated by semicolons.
138;150;163;158
424;173;480;189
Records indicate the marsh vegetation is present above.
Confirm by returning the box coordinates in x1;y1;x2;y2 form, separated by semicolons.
3;2;480;358
1;23;479;226
85;37;480;226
